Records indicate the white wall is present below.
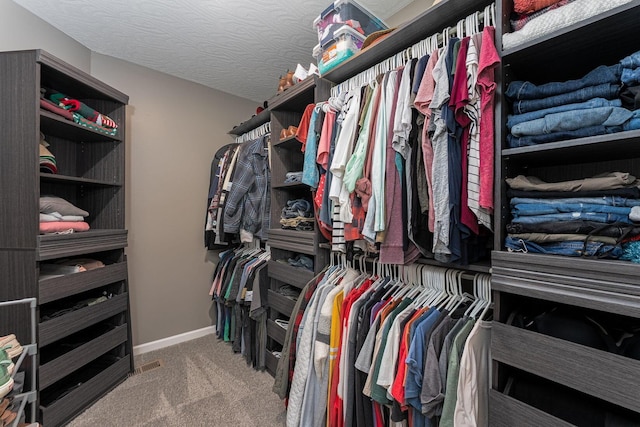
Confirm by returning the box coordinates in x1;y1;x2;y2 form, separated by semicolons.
0;0;91;72
90;53;256;345
386;0;436;28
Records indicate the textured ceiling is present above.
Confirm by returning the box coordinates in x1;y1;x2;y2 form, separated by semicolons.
13;0;413;102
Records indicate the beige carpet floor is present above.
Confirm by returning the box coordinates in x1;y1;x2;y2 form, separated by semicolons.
67;335;286;426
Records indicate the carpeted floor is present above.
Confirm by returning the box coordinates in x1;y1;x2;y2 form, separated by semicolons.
67;335;287;426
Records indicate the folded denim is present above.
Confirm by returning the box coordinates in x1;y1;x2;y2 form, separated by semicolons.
505;236;623;258
622;67;640;86
510;196;640;208
511;212;632;224
508;232;618;245
506;98;621;129
621;50;640;69
506;172;638;192
623;110;640;131
512;84;620;115
512;203;632;217
506;220;640;237
507;187;640;199
507;125;622;147
506;64;622;101
287;254;313;270
510;106;633;137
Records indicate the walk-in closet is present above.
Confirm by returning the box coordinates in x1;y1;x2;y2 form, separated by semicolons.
0;0;639;426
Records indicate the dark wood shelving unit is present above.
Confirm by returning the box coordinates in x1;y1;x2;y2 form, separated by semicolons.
491;2;640;424
228;108;271;136
0;49;133;427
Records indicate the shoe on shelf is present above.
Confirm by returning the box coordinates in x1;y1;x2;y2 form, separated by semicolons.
277;75;287;93
0;363;13;400
0;407;16;426
0;335;22;360
285;70;296;88
286;126;298;138
0;350;13;376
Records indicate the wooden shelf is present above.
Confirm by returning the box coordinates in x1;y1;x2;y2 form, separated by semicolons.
40;110;122;142
273;135;302;150
502;129;640;166
268;289;297;317
491;252;640;318
271;182;308;190
267;229;316;255
492;323;640;413
39;356;130;427
268;76;317;111
266;319;287;346
415;257;491;274
265;350;279;376
40;172;122;187
37;229;128;261
489;390;574;427
39;293;129;346
322;0;494;83
502;2;640;82
38;50;128;103
40;324;128;389
39;261;128;304
228;108;270;136
267;260;314;290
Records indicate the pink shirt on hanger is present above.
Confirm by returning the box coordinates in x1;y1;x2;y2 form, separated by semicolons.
477;26;500;211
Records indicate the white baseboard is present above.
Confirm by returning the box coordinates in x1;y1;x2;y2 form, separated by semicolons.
133;325;216;356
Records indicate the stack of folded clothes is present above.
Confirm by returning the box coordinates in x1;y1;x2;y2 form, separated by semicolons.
42;88;118;136
280;199;315;231
39;196;90;234
284;171;303;184
504;172;640;260
503;0;633;50
39;132;57;174
506;49;640;148
287;254;314;271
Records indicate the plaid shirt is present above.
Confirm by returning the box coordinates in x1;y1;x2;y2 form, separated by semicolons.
223;136;270;239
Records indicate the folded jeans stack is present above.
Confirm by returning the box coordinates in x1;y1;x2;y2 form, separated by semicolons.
504;172;640;260
620;51;640;120
505;62;634;148
280;199;314;231
287;254;313;271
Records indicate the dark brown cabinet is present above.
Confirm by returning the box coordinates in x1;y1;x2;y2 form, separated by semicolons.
491;2;640;424
0;49;133;427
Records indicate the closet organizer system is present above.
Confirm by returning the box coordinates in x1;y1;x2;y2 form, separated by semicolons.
271;2;501;427
490;0;640;425
0;50;132;427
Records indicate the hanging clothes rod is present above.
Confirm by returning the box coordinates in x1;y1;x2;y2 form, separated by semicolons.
234;121;271;144
330;2;496;97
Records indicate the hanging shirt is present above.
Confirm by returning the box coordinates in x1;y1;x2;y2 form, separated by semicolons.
414;51;438;234
466;34;493;231
477;26;500;212
429;47;452;256
344;80;379;193
330;89;362;223
302;106;322;188
454;320;492;427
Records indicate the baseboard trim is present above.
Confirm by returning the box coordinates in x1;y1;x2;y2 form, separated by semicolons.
133;325;216;356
